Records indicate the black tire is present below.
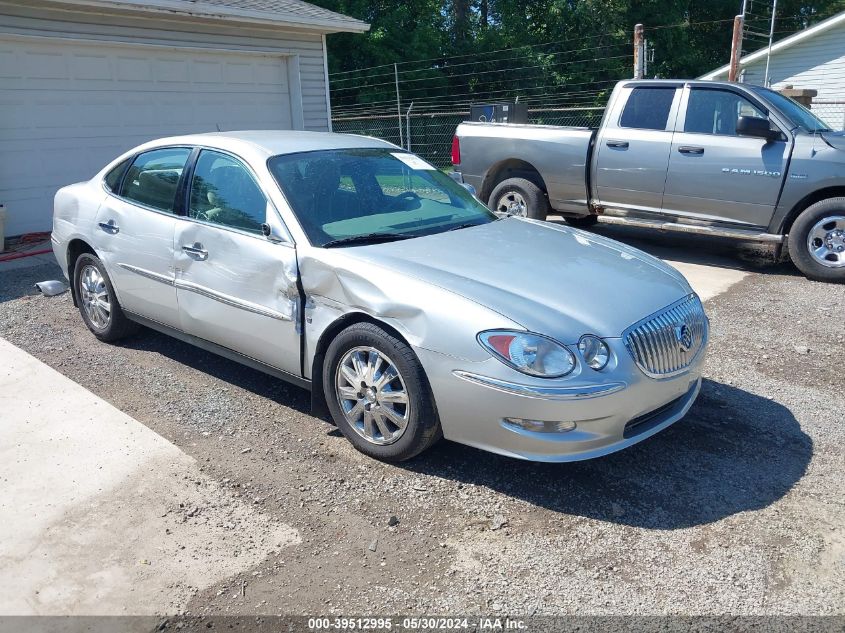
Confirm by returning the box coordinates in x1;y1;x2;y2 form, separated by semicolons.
564;215;599;228
488;177;549;221
73;252;138;341
323;322;441;462
787;197;845;283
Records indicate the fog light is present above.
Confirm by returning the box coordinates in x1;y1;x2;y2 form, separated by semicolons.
503;417;577;433
578;335;610;370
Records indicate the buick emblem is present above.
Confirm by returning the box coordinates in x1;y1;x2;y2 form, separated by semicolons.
674;323;693;352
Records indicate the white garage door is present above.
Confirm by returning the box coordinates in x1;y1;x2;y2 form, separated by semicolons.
0;36;294;236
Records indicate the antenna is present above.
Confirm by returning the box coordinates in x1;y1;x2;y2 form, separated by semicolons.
738;0;779;86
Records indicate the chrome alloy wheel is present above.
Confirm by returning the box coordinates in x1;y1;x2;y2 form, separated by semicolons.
495;190;527;217
78;264;111;329
335;346;410;446
807;216;845;268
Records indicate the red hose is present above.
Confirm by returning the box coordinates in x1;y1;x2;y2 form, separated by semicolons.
0;248;53;262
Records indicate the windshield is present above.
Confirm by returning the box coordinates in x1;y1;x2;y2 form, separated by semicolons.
755;87;831;133
267;149;496;247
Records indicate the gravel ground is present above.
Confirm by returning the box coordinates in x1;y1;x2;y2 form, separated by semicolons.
1;247;843;618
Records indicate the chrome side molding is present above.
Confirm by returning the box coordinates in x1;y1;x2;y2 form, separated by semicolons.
118;263;292;321
452;370;626;400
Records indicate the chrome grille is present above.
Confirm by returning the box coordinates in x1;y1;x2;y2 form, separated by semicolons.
623;294;708;378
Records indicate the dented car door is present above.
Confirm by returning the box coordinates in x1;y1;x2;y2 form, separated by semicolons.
173;148;301;377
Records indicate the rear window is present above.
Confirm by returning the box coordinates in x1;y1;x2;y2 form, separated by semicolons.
120;147;192;214
620;87;676;130
104;158;130;193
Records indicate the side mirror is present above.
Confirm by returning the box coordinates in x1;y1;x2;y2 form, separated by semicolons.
736;116;779;140
262;202;291;243
461;182;477;197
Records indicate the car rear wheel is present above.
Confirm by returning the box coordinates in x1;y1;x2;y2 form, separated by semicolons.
788;198;845;283
323;322;441;462
74;253;137;341
489;177;549;221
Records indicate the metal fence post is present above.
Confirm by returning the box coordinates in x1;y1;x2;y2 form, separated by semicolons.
405;102;414;152
394;63;404;147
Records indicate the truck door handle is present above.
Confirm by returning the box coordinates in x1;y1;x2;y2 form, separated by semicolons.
98;220;119;233
181;243;208;260
606;140;629;149
678;146;704;155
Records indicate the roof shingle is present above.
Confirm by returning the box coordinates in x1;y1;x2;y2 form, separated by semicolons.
82;0;369;33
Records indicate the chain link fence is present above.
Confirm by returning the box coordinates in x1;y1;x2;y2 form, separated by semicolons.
811;100;845;131
332;106;606;168
333;95;844;168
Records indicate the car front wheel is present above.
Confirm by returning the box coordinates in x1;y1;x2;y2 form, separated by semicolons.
788;198;845;283
323;322;441;462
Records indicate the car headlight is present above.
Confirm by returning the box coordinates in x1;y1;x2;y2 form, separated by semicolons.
478;330;576;378
578;335;610;370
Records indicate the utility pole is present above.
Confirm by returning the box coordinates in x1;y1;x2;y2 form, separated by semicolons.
728;14;743;81
633;24;644;79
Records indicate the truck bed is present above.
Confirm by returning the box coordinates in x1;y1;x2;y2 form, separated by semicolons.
455;121;596;215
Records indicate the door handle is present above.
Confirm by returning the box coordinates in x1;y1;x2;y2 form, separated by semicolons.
606;140;629;149
98;220;119;233
678;146;705;155
182;243;208;260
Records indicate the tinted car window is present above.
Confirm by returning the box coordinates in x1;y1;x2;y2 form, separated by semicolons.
620;87;676;130
188;150;267;235
104;158;130;193
121;148;191;213
685;89;766;135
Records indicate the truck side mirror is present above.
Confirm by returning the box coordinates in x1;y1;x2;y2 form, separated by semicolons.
736;116;778;140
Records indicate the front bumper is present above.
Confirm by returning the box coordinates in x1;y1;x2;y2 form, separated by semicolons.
415;337;705;462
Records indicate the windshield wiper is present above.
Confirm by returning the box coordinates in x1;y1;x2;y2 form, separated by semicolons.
322;232;415;248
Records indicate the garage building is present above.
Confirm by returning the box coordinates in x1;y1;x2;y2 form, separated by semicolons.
0;0;368;236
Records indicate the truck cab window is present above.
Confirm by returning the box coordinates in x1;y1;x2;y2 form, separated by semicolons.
685;89;766;136
619;87;676;130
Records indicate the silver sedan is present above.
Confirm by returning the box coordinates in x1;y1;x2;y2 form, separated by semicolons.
52;131;708;462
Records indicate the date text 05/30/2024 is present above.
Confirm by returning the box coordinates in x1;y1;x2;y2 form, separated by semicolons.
308;617;527;630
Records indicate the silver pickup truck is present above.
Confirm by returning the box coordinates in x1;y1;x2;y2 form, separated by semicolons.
452;79;845;282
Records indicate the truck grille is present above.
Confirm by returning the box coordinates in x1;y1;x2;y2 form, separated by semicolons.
623;294;708;378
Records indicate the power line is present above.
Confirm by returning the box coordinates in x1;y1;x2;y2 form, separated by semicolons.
329;13;816;79
329;53;632;93
329;42;628;84
328;30;633;77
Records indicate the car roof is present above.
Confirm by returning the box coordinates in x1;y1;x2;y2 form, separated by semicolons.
136;130;399;160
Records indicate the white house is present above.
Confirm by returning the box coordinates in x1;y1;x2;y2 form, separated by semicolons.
700;10;845;131
0;0;368;236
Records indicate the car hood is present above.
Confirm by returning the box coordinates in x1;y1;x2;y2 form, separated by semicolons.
337;218;692;342
822;130;845;152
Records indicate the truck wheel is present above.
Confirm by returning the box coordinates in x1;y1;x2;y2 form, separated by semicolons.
489;178;548;221
788;198;845;283
565;215;599;228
